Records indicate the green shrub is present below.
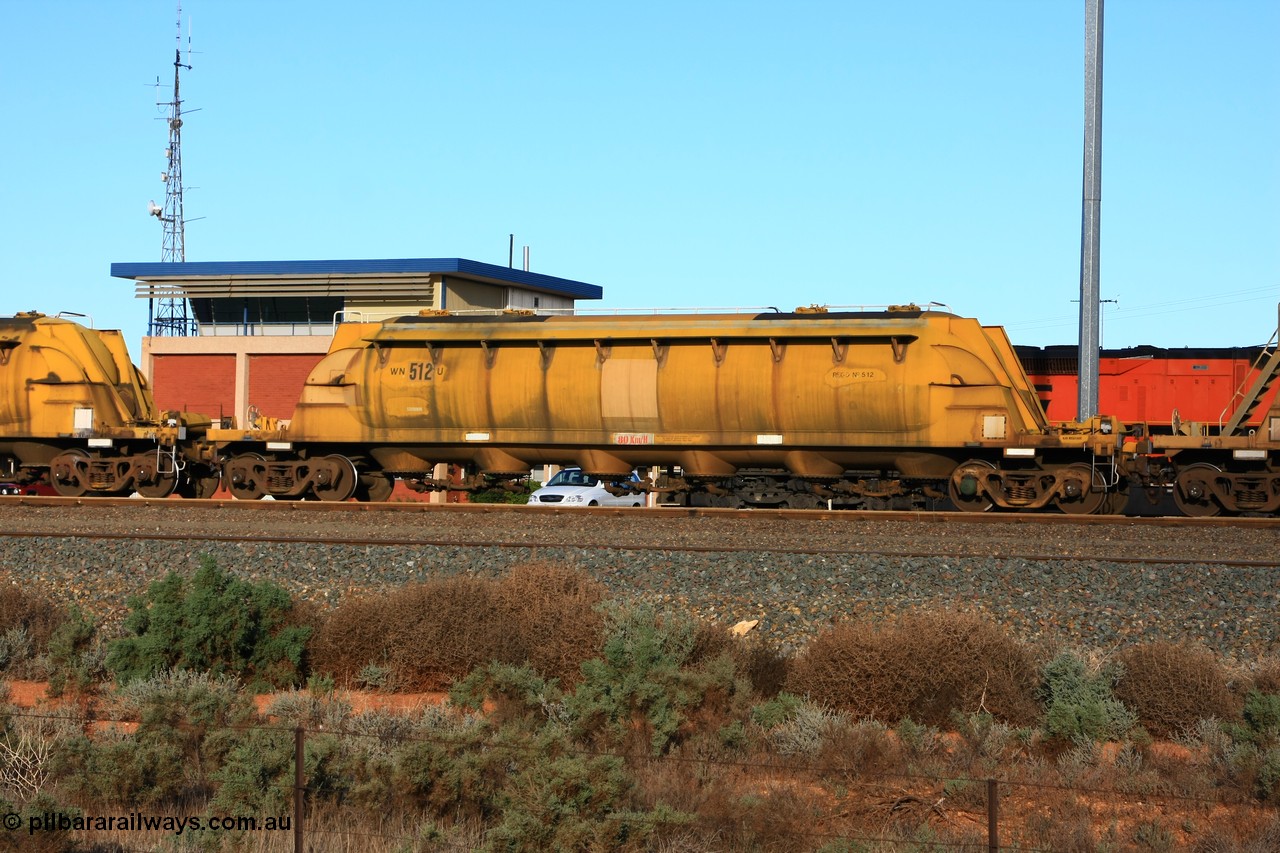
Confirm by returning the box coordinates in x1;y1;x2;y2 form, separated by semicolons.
105;555;310;690
750;692;805;730
0;792;80;853
1259;747;1280;802
1219;690;1280;802
565;604;751;755
212;726;349;818
57;728;187;808
895;716;944;758
762;701;850;758
56;669;252;807
485;752;643;852
1244;691;1280;744
470;481;538;504
1039;650;1136;743
450;662;562;728
1132;818;1176;851
355;663;395;691
209;726;297;816
45;605;101;697
950;710;1031;769
393;730;510;823
261;689;353;730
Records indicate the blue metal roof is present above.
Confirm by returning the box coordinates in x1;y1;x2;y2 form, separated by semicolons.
110;257;603;300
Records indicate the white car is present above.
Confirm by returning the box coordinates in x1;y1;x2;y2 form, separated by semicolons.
527;468;645;507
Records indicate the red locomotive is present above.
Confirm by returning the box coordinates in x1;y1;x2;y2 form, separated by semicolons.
1017;345;1278;431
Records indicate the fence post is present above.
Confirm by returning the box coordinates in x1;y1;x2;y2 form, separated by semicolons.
987;778;998;852
295;725;305;853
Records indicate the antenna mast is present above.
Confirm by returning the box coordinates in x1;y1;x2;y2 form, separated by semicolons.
149;2;194;336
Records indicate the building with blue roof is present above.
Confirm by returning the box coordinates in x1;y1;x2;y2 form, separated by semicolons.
110;257;604;430
111;257;603;337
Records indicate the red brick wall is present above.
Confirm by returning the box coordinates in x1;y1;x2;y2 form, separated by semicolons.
151;355;236;422
248;354;325;420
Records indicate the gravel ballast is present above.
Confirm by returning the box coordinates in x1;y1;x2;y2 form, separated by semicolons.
0;503;1276;658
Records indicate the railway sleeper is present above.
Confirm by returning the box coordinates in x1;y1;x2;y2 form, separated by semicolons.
403;469;522;496
662;472;931;510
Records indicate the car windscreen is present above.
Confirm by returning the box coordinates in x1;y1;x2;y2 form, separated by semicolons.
546;470;596;487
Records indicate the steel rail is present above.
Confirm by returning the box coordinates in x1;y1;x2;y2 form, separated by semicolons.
3;495;1280;530
1;527;1274;570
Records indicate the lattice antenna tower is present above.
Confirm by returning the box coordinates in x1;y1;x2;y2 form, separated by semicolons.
148;3;195;336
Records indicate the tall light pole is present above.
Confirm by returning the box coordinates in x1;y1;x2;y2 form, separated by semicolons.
1078;0;1104;420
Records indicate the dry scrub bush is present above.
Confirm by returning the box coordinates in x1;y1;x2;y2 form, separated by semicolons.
307;594;390;684
1114;640;1239;739
493;561;607;685
316;576;517;690
816;718;904;779
1022;794;1118;852
1192;815;1280;853
786;610;1040;728
0;577;65;676
694;782;824;852
389;576;521;687
1249;658;1280;695
629;760;822;853
0;579;63;648
310;563;607;690
784;620;903;718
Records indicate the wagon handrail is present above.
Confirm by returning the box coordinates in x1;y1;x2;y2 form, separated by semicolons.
1219;304;1280;433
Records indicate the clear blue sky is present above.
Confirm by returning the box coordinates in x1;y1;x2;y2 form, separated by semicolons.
1;1;1276;352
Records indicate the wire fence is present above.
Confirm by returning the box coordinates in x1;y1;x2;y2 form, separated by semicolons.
2;704;1276;852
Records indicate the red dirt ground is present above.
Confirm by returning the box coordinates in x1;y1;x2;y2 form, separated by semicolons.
5;680;1274;847
5;679;451;716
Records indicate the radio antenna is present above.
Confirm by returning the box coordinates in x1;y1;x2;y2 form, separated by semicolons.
148;2;195;336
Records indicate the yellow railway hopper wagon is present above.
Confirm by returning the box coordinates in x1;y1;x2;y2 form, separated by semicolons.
213;305;1123;511
0;312;212;497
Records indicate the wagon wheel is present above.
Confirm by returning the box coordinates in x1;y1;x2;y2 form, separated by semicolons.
175;469;222;499
224;453;268;501
1173;463;1223;517
355;472;394;502
948;460;996;512
133;455;179;499
49;450;91;497
1054;464;1108;515
136;469;179;499
1101;484;1130;515
312;455;359;502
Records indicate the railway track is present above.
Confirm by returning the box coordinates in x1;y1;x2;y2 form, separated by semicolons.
4;493;1280;527
1;515;1278;569
1;496;1277;569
